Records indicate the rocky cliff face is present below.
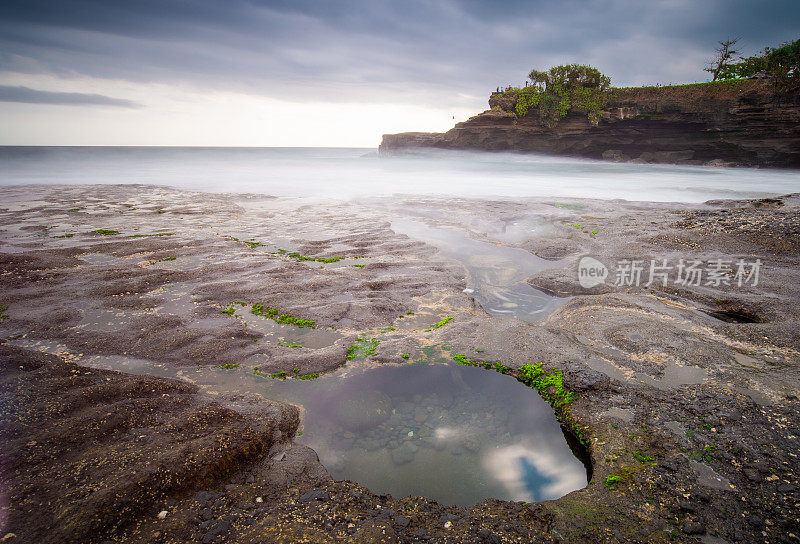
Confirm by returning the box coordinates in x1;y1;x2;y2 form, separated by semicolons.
380;81;800;167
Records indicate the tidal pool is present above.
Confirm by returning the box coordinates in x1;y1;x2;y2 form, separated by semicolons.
263;360;588;506
11;337;589;506
390;218;568;322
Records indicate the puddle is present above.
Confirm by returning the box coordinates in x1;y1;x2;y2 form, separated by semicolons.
148;253;213;271
143;284;198;317
395;310;447;332
264;360;588;506
390;218;568;322
585;356;707;390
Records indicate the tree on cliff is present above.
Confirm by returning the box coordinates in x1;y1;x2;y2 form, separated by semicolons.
512;64;610;127
716;37;800;94
705;39;739;81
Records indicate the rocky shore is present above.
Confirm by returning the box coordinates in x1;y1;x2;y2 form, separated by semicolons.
380;81;800;167
1;185;799;543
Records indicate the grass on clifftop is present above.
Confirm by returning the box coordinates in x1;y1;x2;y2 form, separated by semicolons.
609;78;756;100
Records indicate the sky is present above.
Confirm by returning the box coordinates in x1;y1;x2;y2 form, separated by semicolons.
0;0;798;147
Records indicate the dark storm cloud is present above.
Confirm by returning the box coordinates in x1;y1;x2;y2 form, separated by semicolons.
0;0;798;106
0;85;141;107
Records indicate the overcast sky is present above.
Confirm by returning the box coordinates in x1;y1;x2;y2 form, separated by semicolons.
1;0;798;146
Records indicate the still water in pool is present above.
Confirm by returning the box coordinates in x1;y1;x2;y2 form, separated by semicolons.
263;360;588;506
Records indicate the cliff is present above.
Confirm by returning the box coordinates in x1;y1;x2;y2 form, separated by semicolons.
379;81;800;167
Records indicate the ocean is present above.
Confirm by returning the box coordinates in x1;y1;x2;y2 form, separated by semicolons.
1;146;798;202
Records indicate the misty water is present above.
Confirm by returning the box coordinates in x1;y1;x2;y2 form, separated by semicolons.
1;146;799;201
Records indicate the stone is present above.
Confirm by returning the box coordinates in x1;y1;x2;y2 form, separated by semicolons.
299;490;331;502
743;468;760;482
394;516;411;527
202;519;231;544
681;518;706;535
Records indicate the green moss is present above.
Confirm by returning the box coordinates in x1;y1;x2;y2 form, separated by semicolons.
632;450;655;463
270;371;287;379
217;363;240;370
91;229;120;236
53;233;75;238
433;316;453;329
401;353;410;359
346;337;379;360
251;303;315;328
406;310;414;315
292;367;301;374
351;264;365;268
221;306;236;315
0;304;8;322
297;373;319;380
229;236;262;249
274;248;344;263
604;474;622;490
128;232;175;238
518;363;576;408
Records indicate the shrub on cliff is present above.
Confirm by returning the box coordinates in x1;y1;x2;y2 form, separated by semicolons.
508;64;611;127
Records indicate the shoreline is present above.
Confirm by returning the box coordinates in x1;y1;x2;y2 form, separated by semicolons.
1;184;799;543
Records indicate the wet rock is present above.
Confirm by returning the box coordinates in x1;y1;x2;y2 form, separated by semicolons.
777;482;796;492
477;528;502;543
348;521;398;544
743;468;760;482
681;518;706;535
747;515;765;528
393;516;410;527
202;518;231;544
299;490;331;502
659;459;678;472
563;367;611;392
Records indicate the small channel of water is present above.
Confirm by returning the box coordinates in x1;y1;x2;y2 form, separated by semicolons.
390;218;568;322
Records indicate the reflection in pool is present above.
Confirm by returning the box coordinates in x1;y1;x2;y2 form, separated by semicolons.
263;360;588;506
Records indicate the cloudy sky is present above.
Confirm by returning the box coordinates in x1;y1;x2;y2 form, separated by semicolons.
1;0;797;146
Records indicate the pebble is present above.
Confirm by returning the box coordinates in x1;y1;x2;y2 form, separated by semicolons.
157;510;168;520
444;521;452;529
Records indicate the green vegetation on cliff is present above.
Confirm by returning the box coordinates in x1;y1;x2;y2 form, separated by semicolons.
500;64;610;126
717;37;800;93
